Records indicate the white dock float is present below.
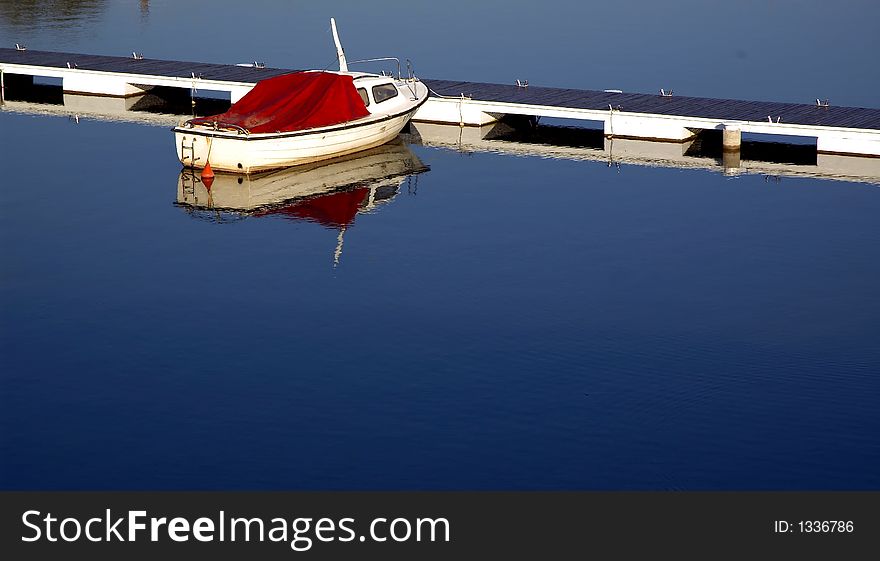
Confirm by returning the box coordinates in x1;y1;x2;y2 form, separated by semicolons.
2;48;880;156
419;79;880;157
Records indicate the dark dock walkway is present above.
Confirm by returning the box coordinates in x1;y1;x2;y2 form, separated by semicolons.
423;79;880;131
0;47;294;83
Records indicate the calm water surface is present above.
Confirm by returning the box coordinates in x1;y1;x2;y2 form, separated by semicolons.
1;1;879;490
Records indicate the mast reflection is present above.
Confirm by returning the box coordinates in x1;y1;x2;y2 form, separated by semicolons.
176;139;429;265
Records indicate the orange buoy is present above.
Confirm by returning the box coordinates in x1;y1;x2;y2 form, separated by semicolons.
201;161;215;189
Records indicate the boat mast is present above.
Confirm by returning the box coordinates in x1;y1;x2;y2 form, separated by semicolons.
330;18;348;72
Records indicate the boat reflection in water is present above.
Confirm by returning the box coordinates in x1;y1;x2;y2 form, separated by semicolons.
176;139;429;265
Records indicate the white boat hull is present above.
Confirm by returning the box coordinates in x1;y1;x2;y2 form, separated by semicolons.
175;107;424;173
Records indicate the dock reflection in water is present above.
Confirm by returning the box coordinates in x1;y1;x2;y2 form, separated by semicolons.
176;139;429;265
405;121;880;186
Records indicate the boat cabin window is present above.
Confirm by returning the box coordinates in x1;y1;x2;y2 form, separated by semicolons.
356;87;370;107
372;83;398;104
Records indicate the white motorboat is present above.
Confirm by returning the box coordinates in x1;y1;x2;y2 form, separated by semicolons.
173;19;429;173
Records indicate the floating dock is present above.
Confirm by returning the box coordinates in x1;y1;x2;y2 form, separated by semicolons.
2;47;880;157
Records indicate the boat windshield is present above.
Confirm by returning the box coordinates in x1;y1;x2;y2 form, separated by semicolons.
356;87;370;107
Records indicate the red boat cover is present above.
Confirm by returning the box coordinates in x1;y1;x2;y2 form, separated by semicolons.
190;72;369;134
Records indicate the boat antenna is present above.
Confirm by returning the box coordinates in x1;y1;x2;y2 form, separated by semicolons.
330;18;348;72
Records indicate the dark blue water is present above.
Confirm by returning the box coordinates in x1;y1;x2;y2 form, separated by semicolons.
2;1;879;490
